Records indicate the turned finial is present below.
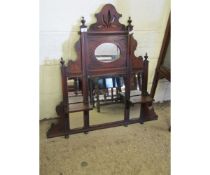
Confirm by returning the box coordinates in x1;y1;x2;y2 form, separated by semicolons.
81;16;87;28
127;16;133;31
144;53;148;60
60;57;65;65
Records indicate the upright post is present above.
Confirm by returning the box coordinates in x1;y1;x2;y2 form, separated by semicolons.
142;53;149;96
60;57;70;138
124;17;133;125
60;58;68;104
80;17;89;133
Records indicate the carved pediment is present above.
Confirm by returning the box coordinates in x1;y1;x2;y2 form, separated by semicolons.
89;4;126;32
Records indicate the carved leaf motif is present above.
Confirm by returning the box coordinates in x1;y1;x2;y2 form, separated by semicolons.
89;4;126;31
102;10;115;28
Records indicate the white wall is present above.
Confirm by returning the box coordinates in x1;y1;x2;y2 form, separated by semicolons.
40;0;171;119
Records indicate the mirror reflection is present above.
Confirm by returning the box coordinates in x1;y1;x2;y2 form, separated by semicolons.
95;43;120;63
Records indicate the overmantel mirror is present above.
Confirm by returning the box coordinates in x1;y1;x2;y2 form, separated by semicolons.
47;4;158;138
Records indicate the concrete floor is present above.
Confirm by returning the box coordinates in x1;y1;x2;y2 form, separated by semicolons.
40;102;170;175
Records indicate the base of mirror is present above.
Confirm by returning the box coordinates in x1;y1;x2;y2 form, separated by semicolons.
47;113;158;138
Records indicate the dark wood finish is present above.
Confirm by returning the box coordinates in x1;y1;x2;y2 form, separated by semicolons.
89;4;126;32
66;118;143;135
47;118;142;138
150;13;171;98
47;102;69;138
47;4;158;138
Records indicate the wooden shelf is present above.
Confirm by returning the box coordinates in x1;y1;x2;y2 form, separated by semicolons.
69;103;93;113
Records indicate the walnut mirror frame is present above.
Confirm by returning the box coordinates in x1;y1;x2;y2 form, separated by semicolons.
47;4;158;138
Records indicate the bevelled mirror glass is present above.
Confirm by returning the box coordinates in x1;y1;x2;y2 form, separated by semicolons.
95;43;120;63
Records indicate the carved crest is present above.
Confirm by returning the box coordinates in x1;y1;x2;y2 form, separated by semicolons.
89;4;126;31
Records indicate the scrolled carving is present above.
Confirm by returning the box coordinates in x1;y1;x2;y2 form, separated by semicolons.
56;102;66;116
130;35;144;72
67;40;82;78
